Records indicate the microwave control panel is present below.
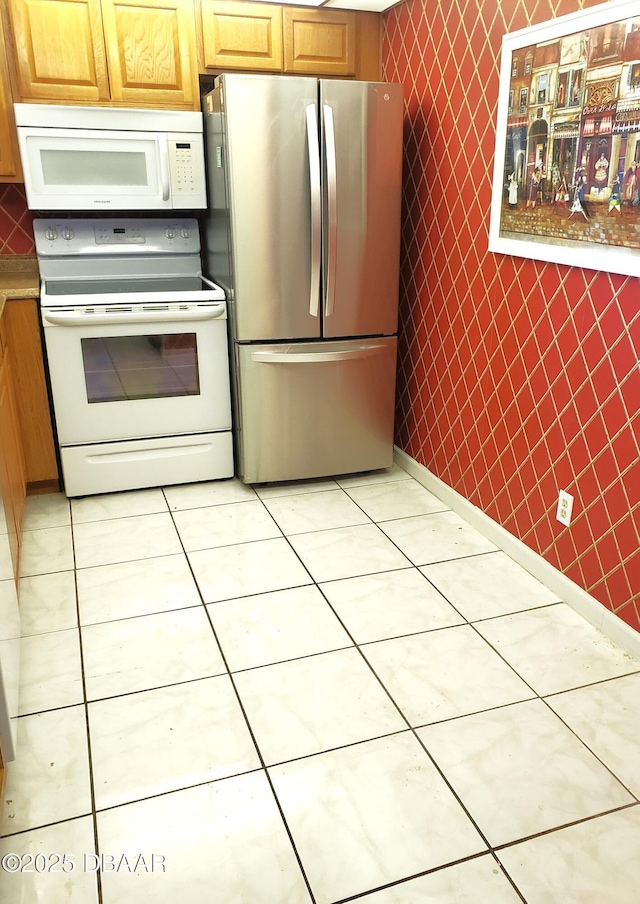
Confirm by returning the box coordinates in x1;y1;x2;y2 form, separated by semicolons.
168;136;205;197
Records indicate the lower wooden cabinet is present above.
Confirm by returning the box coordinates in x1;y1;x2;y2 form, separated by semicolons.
0;317;26;584
3;299;59;495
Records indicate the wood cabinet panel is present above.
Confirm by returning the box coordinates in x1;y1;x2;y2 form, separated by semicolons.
0;322;26;584
0;7;22;181
101;0;199;107
8;0;110;102
3;299;59;492
202;0;282;71
283;8;355;77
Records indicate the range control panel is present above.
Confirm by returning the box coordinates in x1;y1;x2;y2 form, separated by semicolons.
34;218;200;256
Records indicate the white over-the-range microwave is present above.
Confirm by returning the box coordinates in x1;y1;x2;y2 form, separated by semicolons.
14;103;207;211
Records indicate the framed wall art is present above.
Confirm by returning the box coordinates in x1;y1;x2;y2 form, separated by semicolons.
489;0;640;277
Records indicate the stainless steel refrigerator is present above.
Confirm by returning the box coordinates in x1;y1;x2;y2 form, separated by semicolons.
203;73;403;484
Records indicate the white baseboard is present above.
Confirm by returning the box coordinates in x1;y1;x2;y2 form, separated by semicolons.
394;446;640;660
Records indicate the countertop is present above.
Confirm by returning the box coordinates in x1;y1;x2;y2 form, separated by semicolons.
0;256;40;315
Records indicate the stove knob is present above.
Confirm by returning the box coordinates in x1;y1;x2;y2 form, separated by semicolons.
62;228;74;241
45;227;58;241
165;228;176;239
180;227;190;239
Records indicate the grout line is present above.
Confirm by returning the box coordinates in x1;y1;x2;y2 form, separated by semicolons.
163;487;319;904
69;499;104;904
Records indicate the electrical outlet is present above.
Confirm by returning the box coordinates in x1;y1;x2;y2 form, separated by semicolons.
556;490;574;527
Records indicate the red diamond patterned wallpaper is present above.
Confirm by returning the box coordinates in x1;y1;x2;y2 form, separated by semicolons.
0;184;35;255
383;0;640;631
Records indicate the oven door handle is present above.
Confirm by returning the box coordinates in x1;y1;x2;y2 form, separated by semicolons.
41;305;226;327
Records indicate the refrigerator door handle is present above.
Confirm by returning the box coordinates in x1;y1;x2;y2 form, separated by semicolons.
323;103;338;320
250;345;387;364
306;103;322;319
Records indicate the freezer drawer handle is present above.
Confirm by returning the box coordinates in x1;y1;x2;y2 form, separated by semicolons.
323;104;338;319
42;305;226;326
306;103;321;319
250;345;386;364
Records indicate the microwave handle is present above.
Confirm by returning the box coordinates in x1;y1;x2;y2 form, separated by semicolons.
158;134;171;202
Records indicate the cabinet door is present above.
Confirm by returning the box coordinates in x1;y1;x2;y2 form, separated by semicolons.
0;350;26;584
101;0;199;109
201;0;282;72
8;0;110;102
0;8;22;181
4;300;59;490
283;8;355;77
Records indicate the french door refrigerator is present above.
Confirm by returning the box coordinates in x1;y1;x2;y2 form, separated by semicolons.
203;73;403;484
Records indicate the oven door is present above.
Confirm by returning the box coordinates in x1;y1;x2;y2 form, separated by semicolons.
41;302;231;445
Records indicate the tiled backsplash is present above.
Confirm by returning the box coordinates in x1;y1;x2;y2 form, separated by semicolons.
0;184;35;255
384;0;639;631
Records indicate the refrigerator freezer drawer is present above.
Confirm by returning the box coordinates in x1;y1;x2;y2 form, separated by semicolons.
236;338;397;484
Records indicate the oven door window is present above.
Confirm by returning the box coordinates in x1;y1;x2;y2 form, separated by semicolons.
81;334;199;403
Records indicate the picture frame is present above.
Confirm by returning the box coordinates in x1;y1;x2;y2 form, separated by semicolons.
489;0;640;278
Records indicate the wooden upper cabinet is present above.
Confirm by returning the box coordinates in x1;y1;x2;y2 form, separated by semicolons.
199;3;377;80
0;9;22;180
282;8;355;77
202;0;282;72
8;0;199;108
8;0;110;102
101;0;199;107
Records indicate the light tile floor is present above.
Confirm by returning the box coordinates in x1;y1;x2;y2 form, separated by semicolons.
2;464;640;903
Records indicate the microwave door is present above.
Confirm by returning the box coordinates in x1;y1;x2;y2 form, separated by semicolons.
17;128;170;210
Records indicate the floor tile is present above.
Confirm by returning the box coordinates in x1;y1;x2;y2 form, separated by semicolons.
253;477;339;499
475;603;640;695
359;854;523;903
76;554;200;625
545;673;640;796
19;571;77;636
188;537;312;603
269;732;486;904
18;629;83;715
1;706;92;835
89;676;260;810
22;493;71;531
0;816;99;904
208;584;352;671
261;488;371;535
345;480;448;521
97;772;311;904
379;510;498;566
172;500;281;552
320;568;463;643
234;648;406;764
70;488;168;524
418;699;634;847
421;551;562;621
362;625;534;726
19;526;74;577
335;463;412;488
73;513;182;569
497;806;640;904
163;477;257;510
288;524;411;583
82;607;225;700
